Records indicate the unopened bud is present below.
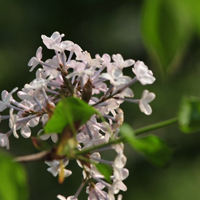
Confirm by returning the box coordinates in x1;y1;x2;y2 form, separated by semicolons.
82;78;93;103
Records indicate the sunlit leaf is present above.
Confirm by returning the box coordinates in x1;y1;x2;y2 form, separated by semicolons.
178;96;200;133
178;0;200;39
120;123;172;166
0;151;28;200
95;163;112;183
45;97;98;134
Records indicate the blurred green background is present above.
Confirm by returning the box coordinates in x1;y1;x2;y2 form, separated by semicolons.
1;0;200;199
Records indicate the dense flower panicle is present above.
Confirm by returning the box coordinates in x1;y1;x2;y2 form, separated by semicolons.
0;31;156;199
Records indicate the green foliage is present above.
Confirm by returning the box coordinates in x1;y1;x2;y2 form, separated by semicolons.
141;0;196;75
95;163;112;183
0;151;28;200
120;123;172;166
178;96;200;133
45;97;98;134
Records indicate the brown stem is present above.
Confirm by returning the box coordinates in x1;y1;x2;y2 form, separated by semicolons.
14;150;50;163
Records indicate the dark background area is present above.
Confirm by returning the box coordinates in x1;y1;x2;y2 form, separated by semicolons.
1;0;200;199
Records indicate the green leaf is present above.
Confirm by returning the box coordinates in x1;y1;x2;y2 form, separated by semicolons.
0;150;28;200
45;97;98;134
120;123;172;166
178;96;200;133
141;0;192;75
176;0;200;39
95;163;112;183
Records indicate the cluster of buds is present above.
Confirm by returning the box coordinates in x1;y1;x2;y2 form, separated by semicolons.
0;32;155;199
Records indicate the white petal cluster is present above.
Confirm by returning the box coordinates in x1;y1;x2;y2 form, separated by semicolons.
0;31;156;200
132;61;156;85
45;159;72;178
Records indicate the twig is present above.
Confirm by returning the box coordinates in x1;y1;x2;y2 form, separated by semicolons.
14;150;50;163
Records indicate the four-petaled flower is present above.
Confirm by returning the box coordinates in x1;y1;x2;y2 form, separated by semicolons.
45;159;72;178
139;90;156;115
28;46;42;72
132;61;156;85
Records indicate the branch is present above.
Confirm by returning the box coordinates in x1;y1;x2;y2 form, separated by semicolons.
14;150;50;163
14;117;178;163
76;117;178;155
135;117;178;136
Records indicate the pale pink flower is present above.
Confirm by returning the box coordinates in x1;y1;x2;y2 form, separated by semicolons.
28;46;42;72
132;61;155;85
41;31;64;49
139;90;156;115
112;54;135;69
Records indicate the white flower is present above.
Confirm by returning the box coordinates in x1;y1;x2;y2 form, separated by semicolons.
113;167;129;182
79;51;101;68
45;159;72;177
9;109;19;138
28;46;42;72
57;195;77;200
0;88;18;112
132;61;155;85
0;133;9;149
139;90;156;115
52;40;82;58
86;182;108;200
41;31;65;49
101;69;132;86
112;54;135;69
24;77;48;92
57;195;67;200
110;179;127;194
38;130;58;143
113;153;127;169
18;117;40;138
95;53;111;67
51;40;74;52
76;132;106;149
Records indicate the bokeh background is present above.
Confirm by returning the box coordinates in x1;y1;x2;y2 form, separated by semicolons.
1;0;200;199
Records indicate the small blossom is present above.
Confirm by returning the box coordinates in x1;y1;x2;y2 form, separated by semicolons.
57;195;67;200
20;125;31;138
112;54;135;69
41;31;65;50
38;129;58;143
51;40;74;52
9;109;19;138
0;133;9;149
25;77;48;91
79;51;101;68
96;53;111;67
0;88;18;112
139;90;156;115
101;69;132;86
86;182;108;200
45;159;72;178
28;46;42;72
132;61;156;85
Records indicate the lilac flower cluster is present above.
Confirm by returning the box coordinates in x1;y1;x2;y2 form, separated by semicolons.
0;32;156;199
